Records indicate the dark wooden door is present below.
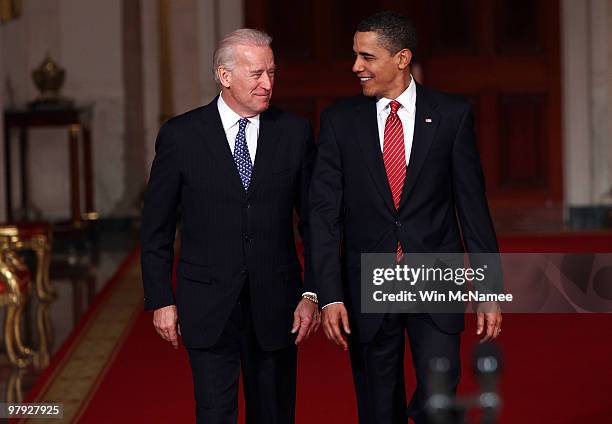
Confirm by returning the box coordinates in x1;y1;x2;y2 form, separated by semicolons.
247;0;562;207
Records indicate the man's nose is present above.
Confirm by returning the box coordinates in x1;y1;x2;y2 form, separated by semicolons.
260;73;272;91
352;57;363;73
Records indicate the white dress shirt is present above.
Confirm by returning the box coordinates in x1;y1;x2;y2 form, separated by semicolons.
217;93;259;164
376;76;416;166
322;77;416;310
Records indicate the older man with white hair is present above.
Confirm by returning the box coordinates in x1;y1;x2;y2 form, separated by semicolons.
141;28;319;423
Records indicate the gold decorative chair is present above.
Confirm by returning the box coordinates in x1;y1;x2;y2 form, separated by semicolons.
0;236;33;368
0;222;54;301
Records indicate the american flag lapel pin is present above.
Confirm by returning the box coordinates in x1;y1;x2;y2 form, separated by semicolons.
425;118;433;123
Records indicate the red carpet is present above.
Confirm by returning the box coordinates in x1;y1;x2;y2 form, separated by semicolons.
38;233;612;422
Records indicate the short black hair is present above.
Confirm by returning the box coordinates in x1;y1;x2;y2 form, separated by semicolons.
356;11;417;54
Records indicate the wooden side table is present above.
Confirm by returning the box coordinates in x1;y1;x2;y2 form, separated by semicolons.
3;106;96;226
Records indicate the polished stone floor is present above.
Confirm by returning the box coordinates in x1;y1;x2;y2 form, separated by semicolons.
0;221;138;404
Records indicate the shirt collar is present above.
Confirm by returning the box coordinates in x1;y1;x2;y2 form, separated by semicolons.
376;75;416;115
217;93;261;131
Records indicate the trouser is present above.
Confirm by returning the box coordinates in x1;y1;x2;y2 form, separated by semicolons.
187;287;297;424
349;313;461;424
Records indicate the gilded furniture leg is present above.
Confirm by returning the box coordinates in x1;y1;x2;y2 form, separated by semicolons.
43;237;54;297
6;367;25;404
33;300;52;369
32;235;55;300
12;300;32;357
4;303;31;368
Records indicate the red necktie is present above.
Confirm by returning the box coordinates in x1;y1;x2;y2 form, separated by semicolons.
383;100;405;262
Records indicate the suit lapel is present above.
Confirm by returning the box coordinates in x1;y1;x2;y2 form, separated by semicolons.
353;97;396;214
195;98;245;194
399;84;440;208
246;108;280;198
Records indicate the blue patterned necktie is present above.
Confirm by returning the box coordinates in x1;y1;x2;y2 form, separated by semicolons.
233;118;253;190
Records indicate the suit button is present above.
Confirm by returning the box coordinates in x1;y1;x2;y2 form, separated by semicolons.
395;220;402;227
244;235;252;243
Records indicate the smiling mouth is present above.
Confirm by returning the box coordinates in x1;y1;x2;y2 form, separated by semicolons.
359;77;373;83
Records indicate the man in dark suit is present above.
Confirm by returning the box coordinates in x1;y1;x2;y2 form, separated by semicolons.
141;28;319;424
309;12;502;423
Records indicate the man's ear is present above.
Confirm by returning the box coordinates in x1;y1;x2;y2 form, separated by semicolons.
397;49;412;71
218;66;232;88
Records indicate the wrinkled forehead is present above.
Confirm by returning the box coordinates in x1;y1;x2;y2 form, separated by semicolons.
234;44;275;68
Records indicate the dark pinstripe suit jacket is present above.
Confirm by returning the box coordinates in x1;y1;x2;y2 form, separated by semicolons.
141;98;314;350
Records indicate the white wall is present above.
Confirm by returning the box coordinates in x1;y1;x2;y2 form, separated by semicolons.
0;0;124;220
2;0;63;219
60;0;124;217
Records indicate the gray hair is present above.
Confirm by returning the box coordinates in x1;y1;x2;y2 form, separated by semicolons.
213;28;272;84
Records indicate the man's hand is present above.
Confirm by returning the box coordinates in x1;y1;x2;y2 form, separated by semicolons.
292;298;320;345
322;303;351;351
476;301;502;343
153;305;180;349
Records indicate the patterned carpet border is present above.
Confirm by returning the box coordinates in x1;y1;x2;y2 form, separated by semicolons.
17;247;142;424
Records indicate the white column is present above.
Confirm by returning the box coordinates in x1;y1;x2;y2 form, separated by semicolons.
217;0;244;40
141;0;161;173
561;0;592;208
143;0;242;173
196;0;244;106
609;0;612;201
562;0;612;212
170;0;200;115
196;0;218;104
590;0;611;203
